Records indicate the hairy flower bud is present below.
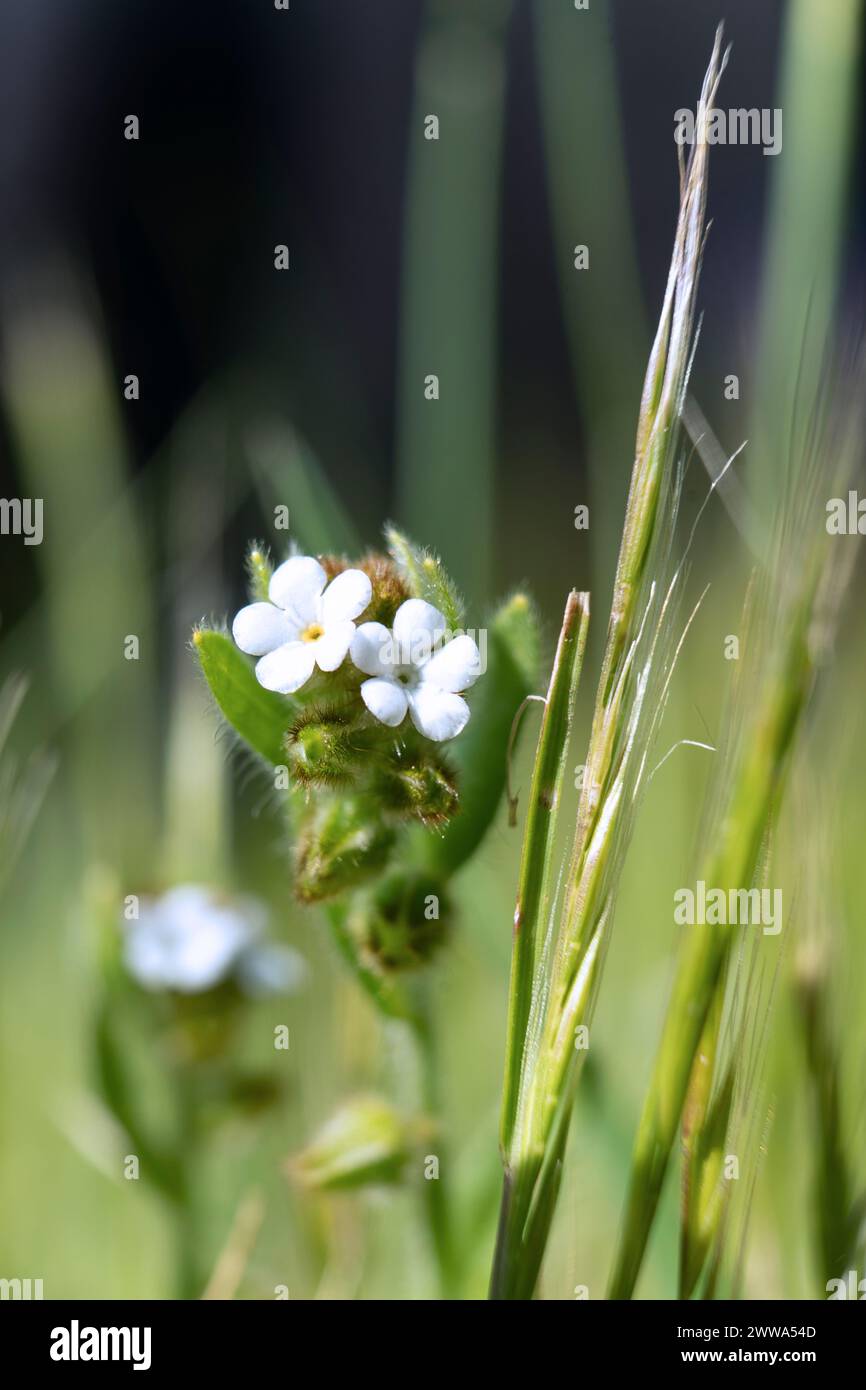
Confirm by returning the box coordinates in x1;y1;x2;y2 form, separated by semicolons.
284;704;361;788
294;795;395;903
245;542;273;602
288;1094;414;1191
374;751;459;827
349;870;450;972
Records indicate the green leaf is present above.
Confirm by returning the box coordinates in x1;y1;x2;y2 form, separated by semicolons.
422;591;541;875
193;628;291;766
385;524;464;631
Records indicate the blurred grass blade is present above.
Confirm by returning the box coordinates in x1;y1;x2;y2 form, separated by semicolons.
609;601;816;1298
0;675;55;893
750;0;861;530
608;360;865;1298
2;271;159;873
162;401;234;882
534;0;647;598
396;4;512;603
247;417;361;557
794;857;859;1288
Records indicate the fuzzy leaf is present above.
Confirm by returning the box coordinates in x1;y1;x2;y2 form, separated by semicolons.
193;628;291;766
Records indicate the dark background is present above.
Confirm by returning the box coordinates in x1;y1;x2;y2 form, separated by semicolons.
1;0;863;615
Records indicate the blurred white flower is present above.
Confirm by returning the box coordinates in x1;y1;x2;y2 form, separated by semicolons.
232;555;372;694
123;884;307;997
350;599;481;742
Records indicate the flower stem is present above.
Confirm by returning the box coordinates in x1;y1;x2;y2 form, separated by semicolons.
411;1006;458;1298
174;1067;205;1300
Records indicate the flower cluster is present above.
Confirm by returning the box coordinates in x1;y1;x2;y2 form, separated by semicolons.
233;555;481;743
202;535;494;974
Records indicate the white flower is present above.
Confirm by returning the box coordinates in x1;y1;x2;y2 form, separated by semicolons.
123;884;307;997
350;598;481;742
232;555;372;694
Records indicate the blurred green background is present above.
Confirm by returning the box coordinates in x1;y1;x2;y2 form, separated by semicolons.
1;0;864;1299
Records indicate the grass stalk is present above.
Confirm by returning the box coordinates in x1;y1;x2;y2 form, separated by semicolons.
490;28;728;1300
499;590;591;1159
679;962;727;1298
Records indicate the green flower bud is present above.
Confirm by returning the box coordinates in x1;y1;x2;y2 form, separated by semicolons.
374;751;459;827
284;704;360;789
349;870;450;972
289;1094;415;1192
294;795;395;903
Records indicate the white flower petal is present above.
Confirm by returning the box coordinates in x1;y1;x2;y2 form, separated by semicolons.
124;914;173;990
313;619;355;672
321;568;372;624
255;641;316;693
171;908;251;993
159;885;220;920
392;599;447;665
420;634;482;693
408;686;470;742
232;601;292;656
269;555;327;614
360;676;408;727
350;622;393;677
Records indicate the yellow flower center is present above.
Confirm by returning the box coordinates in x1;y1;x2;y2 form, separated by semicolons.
301;623;324;643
